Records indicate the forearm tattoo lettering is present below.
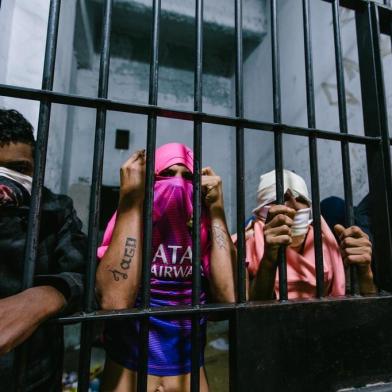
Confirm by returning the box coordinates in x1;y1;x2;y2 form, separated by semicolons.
212;224;228;250
108;237;137;282
121;237;137;270
109;268;128;281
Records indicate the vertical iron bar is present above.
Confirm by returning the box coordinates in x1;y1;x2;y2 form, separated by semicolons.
271;0;288;301
21;0;60;290
302;0;324;298
356;3;392;291
15;1;61;390
191;0;203;391
77;1;113;391
332;0;359;295
230;1;245;391
137;1;161;391
235;0;246;305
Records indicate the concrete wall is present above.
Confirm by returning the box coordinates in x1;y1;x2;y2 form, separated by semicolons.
0;0;78;193
0;0;16;101
242;0;392;211
2;0;391;223
47;0;77;193
67;55;237;229
36;0;392;228
0;0;48;127
119;0;264;33
66;0;269;230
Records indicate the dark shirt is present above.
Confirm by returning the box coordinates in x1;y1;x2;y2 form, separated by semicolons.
0;187;87;391
320;195;373;242
354;194;372;242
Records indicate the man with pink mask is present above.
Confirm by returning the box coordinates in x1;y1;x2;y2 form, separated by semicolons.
96;143;236;391
239;169;376;300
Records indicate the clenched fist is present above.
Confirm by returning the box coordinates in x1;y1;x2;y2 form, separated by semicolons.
263;205;296;264
334;224;372;269
334;224;376;295
201;167;224;210
119;149;146;209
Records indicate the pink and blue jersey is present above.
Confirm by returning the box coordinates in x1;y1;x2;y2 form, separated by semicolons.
98;176;211;375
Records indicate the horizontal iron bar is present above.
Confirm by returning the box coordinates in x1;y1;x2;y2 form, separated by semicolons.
56;294;392;324
322;0;392;12
0;84;380;145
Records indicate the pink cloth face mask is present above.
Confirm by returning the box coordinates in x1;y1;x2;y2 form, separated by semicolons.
153;176;193;223
152;176;210;278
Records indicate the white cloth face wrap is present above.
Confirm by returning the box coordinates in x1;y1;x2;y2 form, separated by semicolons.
291;207;312;237
253;170;312;237
0;166;33;195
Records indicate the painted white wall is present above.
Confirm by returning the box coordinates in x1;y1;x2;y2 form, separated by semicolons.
0;0;49;128
242;0;392;209
0;0;78;193
46;0;78;192
2;0;392;223
114;0;264;34
242;0;274;217
67;54;237;228
0;0;16;104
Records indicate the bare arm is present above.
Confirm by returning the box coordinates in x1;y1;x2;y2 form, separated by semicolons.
250;206;295;301
334;224;377;295
250;258;278;301
0;286;65;355
96;150;146;310
202;167;236;303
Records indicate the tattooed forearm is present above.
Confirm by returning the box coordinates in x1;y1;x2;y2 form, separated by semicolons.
212;224;228;250
120;237;137;270
109;268;128;281
107;237;136;282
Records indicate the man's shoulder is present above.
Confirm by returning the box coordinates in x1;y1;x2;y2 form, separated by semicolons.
42;187;75;214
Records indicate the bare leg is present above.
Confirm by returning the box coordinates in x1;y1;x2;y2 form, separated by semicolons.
101;358;209;392
101;357;161;392
161;367;209;392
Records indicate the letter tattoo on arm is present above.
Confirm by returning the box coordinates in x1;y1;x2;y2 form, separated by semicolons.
212;224;228;250
120;237;137;270
107;238;137;282
108;268;128;281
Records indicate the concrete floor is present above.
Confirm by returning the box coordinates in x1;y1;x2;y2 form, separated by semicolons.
204;322;230;392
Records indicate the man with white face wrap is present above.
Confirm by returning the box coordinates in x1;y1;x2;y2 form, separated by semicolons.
235;169;376;300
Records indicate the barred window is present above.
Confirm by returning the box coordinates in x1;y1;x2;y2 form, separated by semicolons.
1;0;392;391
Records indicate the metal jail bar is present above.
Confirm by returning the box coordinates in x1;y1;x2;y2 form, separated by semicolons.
229;1;246;389
77;0;113;390
235;0;246;305
270;0;288;301
0;83;379;143
14;1;61;390
302;0;324;298
356;2;392;291
331;0;358;295
190;0;204;390
1;0;392;391
137;0;161;391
